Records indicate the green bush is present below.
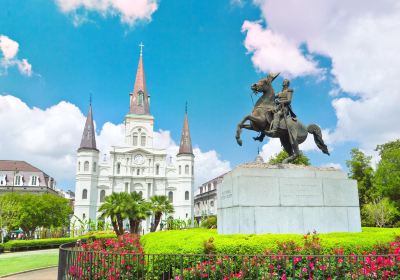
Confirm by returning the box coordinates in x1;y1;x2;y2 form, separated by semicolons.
3;232;116;251
0;243;4;253
4;237;77;251
201;216;217;229
141;227;400;255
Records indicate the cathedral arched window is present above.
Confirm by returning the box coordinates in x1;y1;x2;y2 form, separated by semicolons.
100;190;105;202
185;165;189;175
140;133;146;146
93;162;97;172
139;191;143;197
116;162;121;174
179;165;181;175
84;161;89;172
185;191;189;200
133;133;138;146
137;91;144;106
192;165;194;175
155;164;160;175
82;189;88;199
168;191;173;202
78;161;81;171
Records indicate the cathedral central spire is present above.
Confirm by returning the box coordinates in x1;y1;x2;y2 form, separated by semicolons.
129;43;150;115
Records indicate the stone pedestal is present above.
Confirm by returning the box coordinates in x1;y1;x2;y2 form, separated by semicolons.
217;163;361;234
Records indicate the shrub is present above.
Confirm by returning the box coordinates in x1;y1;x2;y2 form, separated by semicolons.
4;237;77;251
0;243;4;253
203;237;216;254
201;216;217;229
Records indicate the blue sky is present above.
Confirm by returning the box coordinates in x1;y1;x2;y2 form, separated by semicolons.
1;0;398;190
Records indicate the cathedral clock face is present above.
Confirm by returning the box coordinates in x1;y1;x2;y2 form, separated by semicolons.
134;154;144;165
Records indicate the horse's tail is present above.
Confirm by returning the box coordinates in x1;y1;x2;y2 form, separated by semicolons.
307;124;330;155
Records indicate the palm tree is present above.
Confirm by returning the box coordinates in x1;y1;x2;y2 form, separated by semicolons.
150;195;174;232
98;192;130;236
127;192;151;234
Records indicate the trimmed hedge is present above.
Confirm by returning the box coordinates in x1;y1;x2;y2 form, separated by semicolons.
141;227;400;255
3;232;116;252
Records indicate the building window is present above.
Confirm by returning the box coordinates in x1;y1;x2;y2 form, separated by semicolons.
179;165;181;175
185;191;189;200
84;161;89;172
155;164;160;175
100;190;105;202
200;187;203;194
168;191;173;202
208;183;211;192
125;183;129;192
192;166;194;175
31;176;38;186
0;175;6;186
139;191;143;197
133;133;138;146
82;189;88;199
147;183;151;197
14;175;23;186
185;165;189;175
141;134;146;146
186;213;188;218
116;162;121;174
210;201;214;207
93;162;97;172
78;161;81;171
136;169;140;175
82;213;86;220
137;91;144;106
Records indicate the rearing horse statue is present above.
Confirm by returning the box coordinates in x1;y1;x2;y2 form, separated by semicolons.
235;73;330;163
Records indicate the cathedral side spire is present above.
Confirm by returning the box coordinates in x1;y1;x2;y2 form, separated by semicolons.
79;104;98;151
178;106;193;156
129;43;150;115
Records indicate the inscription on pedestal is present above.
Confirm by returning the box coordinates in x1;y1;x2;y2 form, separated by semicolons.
280;179;323;206
221;190;232;200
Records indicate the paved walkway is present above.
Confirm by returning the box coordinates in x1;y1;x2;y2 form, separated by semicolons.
1;267;57;280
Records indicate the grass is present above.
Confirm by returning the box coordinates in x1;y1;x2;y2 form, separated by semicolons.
141;227;400;255
0;249;59;277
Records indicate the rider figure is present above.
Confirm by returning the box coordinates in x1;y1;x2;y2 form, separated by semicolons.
266;79;297;135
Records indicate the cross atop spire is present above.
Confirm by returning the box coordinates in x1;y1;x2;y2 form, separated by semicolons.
139;42;144;56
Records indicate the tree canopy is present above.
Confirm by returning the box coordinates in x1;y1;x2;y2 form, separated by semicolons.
268;150;310;166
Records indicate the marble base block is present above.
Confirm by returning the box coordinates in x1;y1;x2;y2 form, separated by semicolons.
217;163;361;234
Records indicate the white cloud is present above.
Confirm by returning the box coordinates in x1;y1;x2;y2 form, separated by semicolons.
243;0;400;154
320;162;342;170
242;21;321;77
55;0;158;26
0;95;230;188
0;35;32;76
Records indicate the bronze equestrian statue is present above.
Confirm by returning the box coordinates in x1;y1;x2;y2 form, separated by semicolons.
235;73;330;164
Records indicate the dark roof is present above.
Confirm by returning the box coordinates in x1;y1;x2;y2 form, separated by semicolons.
79;104;98;151
178;112;193;156
129;52;150;115
0;160;44;173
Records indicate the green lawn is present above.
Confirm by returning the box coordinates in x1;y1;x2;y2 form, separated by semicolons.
0;249;59;277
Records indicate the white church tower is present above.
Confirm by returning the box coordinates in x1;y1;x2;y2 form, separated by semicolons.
74;103;99;222
73;45;195;232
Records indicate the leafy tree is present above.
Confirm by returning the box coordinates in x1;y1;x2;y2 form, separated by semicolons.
0;193;72;236
346;148;375;207
150;195;174;232
99;192;130;236
362;197;398;227
268;150;310;165
127;192;151;234
374;140;400;208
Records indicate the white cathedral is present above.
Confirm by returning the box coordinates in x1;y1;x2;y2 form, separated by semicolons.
73;48;194;232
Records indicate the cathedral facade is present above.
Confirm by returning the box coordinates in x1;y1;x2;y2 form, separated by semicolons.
73;49;194;232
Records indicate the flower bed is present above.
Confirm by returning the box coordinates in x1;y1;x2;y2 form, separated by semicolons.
60;233;400;280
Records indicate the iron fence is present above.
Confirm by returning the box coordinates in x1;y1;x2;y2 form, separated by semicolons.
58;244;400;279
